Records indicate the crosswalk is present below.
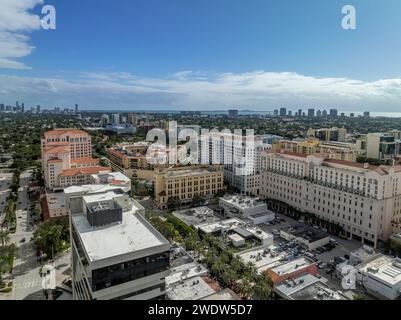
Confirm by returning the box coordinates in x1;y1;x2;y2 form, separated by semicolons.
14;280;42;289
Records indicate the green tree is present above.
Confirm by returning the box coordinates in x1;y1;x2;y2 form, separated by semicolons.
253;273;273;300
0;230;10;248
352;294;365;300
167;197;181;211
34;217;69;259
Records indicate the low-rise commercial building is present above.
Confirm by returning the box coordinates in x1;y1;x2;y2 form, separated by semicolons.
219;195;275;224
41;191;69;220
196;217;273;246
280;225;329;250
274;274;349;300
267;257;318;285
356;254;401;300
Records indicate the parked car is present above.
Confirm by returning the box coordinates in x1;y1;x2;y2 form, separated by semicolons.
318;262;327;269
325;267;335;275
344;254;350;260
329;238;339;246
19;238;26;243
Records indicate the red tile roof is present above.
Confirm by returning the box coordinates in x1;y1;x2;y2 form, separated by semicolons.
44;146;70;154
71;157;99;164
59;166;111;177
44;129;88;136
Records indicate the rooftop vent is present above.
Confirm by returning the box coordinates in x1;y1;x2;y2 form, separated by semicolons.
86;200;122;227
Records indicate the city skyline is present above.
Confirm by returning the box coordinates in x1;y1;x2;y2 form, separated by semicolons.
1;0;401;111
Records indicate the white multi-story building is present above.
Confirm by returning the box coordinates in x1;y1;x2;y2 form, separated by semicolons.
199;132;270;196
356;254;401;300
66;185;170;300
260;150;401;247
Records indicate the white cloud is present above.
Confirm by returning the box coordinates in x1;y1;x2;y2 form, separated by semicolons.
0;0;43;69
1;70;401;111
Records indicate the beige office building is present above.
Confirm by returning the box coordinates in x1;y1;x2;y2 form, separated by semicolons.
260;150;401;247
154;165;225;209
273;138;357;162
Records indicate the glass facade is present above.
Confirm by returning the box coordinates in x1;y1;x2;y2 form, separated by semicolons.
91;251;170;292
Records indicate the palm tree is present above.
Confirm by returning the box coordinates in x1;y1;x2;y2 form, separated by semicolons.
236;276;253;300
253;274;273;300
0;230;10;248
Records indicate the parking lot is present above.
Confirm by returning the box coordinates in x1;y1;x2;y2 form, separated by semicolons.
259;211;363;280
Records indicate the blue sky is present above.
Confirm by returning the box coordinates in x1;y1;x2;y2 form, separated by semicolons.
1;0;401;111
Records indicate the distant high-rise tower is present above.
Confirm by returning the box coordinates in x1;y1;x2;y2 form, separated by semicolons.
329;109;338;117
128;113;138;125
112;113;120;125
228;109;239;118
101;114;110;127
21;102;25;113
316;110;322;117
273;109;279;117
307;108;315;117
279;108;287;116
298;109;302;117
75;104;78;115
36;105;41;113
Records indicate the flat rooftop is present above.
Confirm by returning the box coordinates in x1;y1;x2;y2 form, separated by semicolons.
270;257;314;276
164;167;222;179
275;274;348;300
46;192;66;210
167;276;215;300
237;247;286;273
198;218;273;242
166;262;208;286
64;183;124;195
220;195;266;210
228;233;245;242
350;245;377;262
201;288;239;300
282;225;328;243
72;202;169;262
173;207;220;227
358;254;401;286
197;218;243;234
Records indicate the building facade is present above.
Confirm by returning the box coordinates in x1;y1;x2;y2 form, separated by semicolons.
154;165;225;209
41;129;109;190
66;185;170;300
307;127;346;142
273;138;357;162
260;151;401;247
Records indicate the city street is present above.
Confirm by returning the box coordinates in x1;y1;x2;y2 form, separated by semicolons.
8;170;44;300
0;169;72;300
